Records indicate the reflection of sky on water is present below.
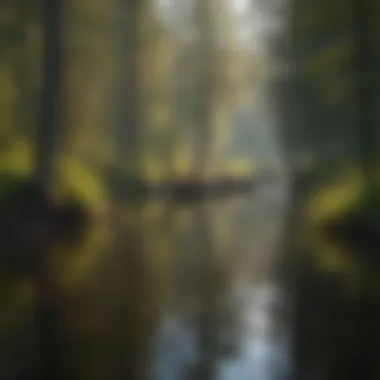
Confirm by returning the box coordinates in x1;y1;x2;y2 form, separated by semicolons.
218;283;292;380
150;315;198;380
150;281;292;380
149;180;292;380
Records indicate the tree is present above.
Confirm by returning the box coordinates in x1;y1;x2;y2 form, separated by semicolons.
34;0;63;192
114;0;149;182
353;0;377;183
191;0;252;179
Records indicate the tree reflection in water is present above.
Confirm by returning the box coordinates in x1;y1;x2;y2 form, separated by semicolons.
0;181;292;380
150;184;292;380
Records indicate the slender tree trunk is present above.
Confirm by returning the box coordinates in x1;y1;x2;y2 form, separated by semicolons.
14;0;34;138
116;0;147;180
171;40;186;180
33;1;65;378
193;0;216;179
353;0;376;183
34;0;63;193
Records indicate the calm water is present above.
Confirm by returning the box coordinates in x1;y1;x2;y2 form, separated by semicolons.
0;180;293;380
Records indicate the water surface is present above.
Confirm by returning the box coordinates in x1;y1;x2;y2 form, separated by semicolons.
0;180;293;380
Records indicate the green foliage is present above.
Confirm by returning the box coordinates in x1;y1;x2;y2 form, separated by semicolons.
56;157;107;208
347;184;380;221
306;167;363;224
0;172;27;203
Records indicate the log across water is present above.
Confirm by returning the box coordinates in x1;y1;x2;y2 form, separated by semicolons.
113;176;257;202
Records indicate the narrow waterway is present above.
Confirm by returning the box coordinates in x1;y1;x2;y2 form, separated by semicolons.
0;179;293;380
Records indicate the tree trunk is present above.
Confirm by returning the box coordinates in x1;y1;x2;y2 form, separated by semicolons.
33;1;65;378
193;0;217;179
14;0;35;138
353;0;376;183
116;0;147;180
34;0;63;193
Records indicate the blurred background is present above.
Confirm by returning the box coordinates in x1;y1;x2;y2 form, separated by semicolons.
0;0;379;379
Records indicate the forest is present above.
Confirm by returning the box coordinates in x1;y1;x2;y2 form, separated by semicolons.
0;0;282;208
1;0;380;379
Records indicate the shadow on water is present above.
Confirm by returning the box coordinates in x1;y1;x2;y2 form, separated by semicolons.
292;218;380;380
0;181;293;380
